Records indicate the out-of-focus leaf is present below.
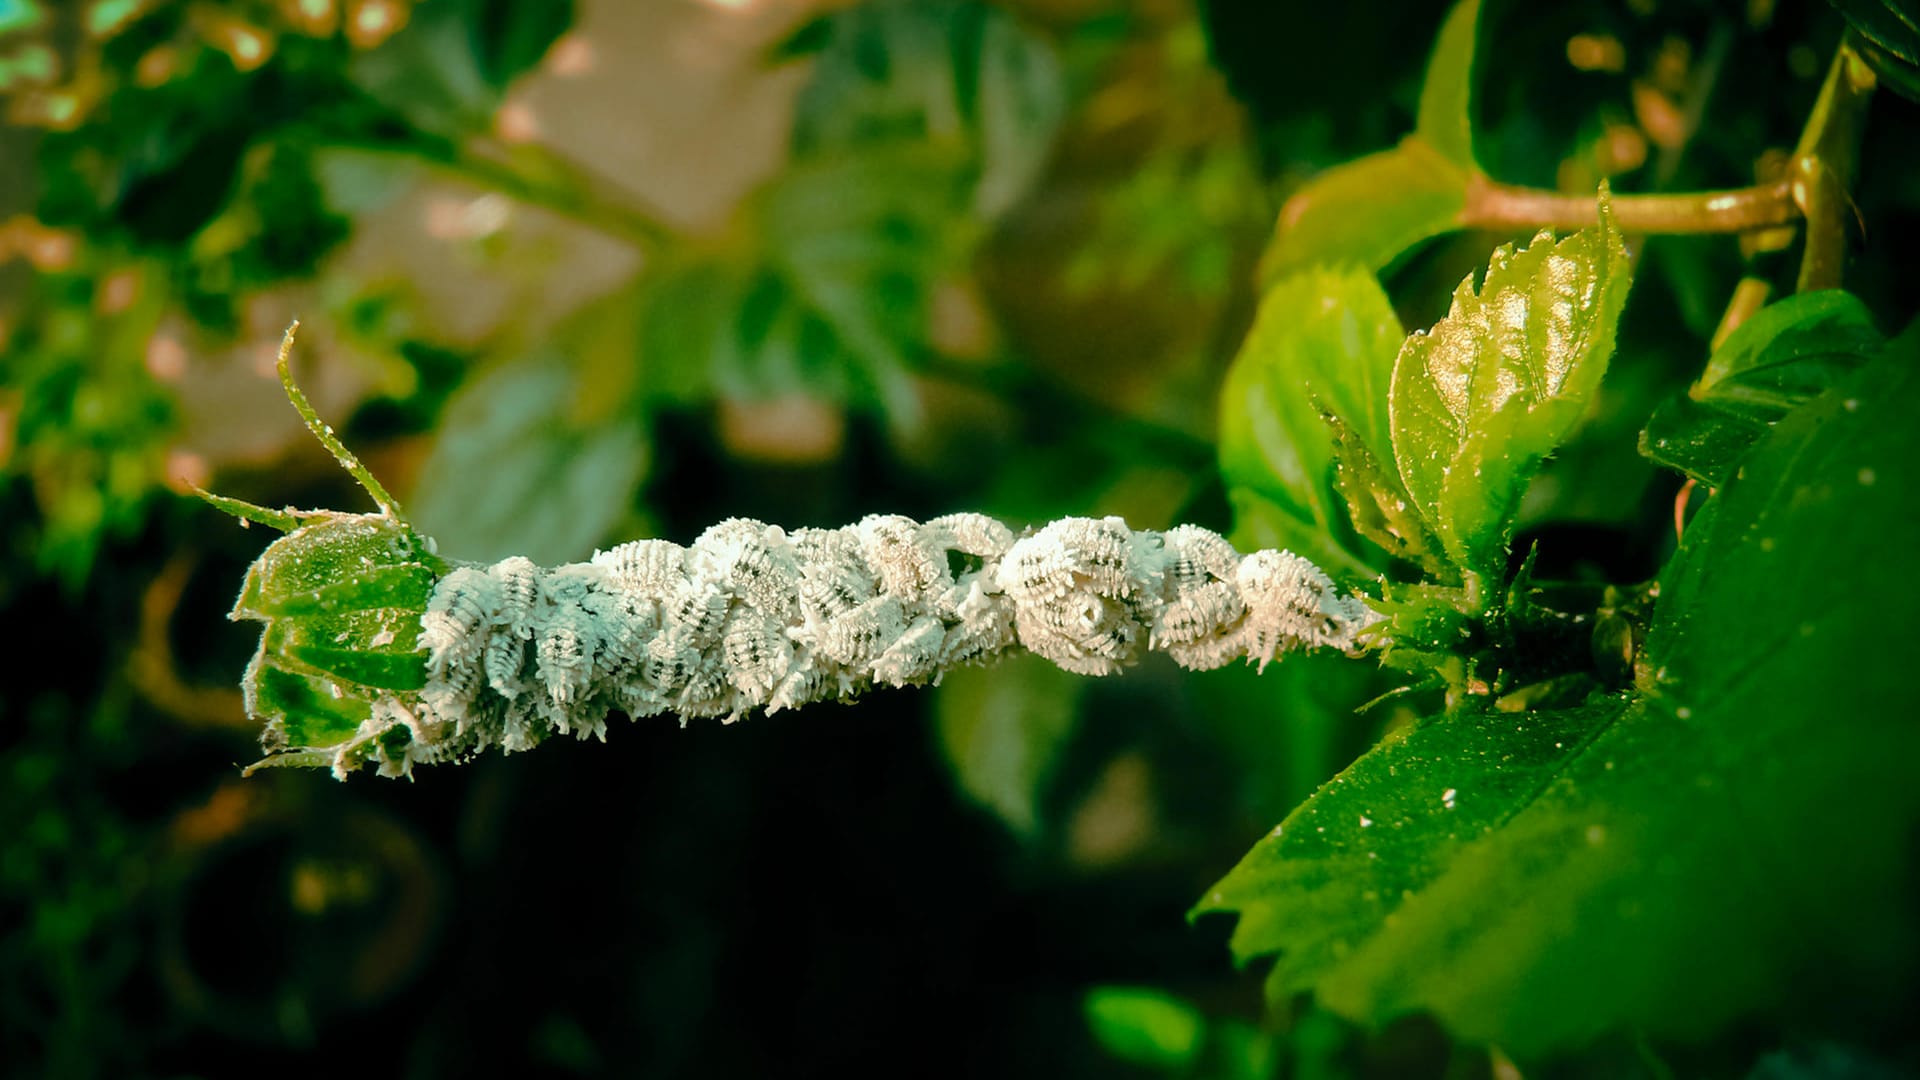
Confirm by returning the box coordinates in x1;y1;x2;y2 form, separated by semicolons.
468;0;574;89
1389;189;1630;585
410;359;647;566
1258;140;1468;284
1414;0;1481;170
1747;1041;1915;1080
1083;987;1205;1069
641;151;964;423
934;653;1085;838
761;152;961;418
788;0;1064;220
349;1;499;135
1218;268;1406;581
1198;338;1920;1057
1829;0;1920;101
1641;290;1884;487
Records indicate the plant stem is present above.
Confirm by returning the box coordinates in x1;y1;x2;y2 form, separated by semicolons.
1463;175;1799;234
321;134;679;254
1709;276;1772;353
1791;35;1877;292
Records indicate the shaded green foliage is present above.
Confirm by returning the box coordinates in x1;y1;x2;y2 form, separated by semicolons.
6;0;1920;1076
1641;290;1885;486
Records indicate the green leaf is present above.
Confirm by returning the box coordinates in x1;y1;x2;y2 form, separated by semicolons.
1414;0;1483;170
411;359;648;566
1197;335;1920;1056
469;0;576;89
1083;987;1205;1069
788;0;1064;220
1257;0;1484;282
230;513;439;749
1829;0;1920;102
1258;139;1469;285
1326;415;1446;578
250;660;375;750
641;150;966;423
933;653;1085;839
1641;290;1884;487
1218;268;1407;581
1389;188;1631;585
759;152;965;420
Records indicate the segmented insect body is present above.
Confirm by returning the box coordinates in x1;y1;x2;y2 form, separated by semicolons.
793;527;877;626
872;616;947;687
222;324;1381;782
419;568;499;674
721;608;792;701
858;514;950;602
245;501;1373;776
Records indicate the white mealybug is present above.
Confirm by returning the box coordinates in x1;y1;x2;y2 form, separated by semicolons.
394;514;1376;772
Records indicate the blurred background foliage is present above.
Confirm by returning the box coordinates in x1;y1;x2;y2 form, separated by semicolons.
1;0;1915;1076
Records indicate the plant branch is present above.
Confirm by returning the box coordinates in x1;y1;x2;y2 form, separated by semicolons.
1790;35;1877;292
320;133;680;254
1462;174;1798;234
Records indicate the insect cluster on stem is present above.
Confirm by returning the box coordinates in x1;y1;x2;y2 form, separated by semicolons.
210;326;1377;779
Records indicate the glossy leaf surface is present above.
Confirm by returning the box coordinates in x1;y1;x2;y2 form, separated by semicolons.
1218;268;1407;581
1641;290;1884;487
1389;191;1630;583
1199;338;1920;1056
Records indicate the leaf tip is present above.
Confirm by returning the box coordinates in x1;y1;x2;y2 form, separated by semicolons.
274;320;410;524
193;483;303;532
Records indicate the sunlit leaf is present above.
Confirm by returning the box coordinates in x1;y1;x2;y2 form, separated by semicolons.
1198;337;1920;1057
1258;140;1468;284
1389;189;1630;585
1414;0;1482;170
1641;290;1884;487
1218;268;1406;581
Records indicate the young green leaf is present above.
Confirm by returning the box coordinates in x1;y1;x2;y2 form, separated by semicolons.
1257;0;1483;282
1258;140;1470;284
1389;188;1631;587
1413;0;1482;170
1197;334;1920;1057
1218;268;1407;581
1326;414;1447;579
234;513;441;754
1641;290;1884;487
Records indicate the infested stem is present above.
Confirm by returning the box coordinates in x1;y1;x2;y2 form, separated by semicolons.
251;512;1377;778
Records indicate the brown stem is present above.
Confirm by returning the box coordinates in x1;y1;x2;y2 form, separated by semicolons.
1463;174;1799;234
1791;37;1877;292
